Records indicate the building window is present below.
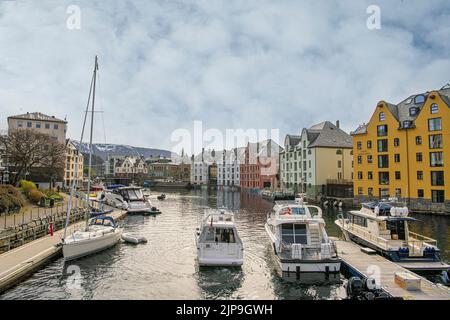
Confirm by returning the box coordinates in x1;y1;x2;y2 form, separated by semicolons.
394;154;400;163
416;153;423;162
430;152;443;167
431;190;444;203
431;171;444;186
17;121;23;128
415;136;422;145
429;134;442;149
36;122;41;129
395;188;402;198
428;118;442;131
379;172;389;185
337;160;342;168
54;124;59;130
409;107;418;116
418;189;424;198
414;95;425;104
378;155;389;168
368;171;373;180
357;142;362;150
27;121;32;128
377;125;388;137
357;155;362;164
417;171;423;180
379;112;385;121
395;171;401;180
367;141;372;149
393;138;399;147
358;187;363;195
358;172;363;180
367;155;372;163
377;139;388;152
430;103;438;114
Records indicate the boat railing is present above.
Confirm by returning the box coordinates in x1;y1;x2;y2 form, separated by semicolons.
344;224;389;249
280;241;332;260
407;231;438;255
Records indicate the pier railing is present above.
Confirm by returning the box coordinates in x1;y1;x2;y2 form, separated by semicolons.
0;201;91;254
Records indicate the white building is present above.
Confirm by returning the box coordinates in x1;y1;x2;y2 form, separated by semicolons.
217;147;245;188
190;149;221;186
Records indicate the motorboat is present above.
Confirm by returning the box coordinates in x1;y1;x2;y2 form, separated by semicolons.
335;198;449;271
196;209;244;267
265;198;341;274
104;186;161;215
62;216;123;261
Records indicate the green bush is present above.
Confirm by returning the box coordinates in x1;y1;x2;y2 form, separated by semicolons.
19;180;37;193
42;189;63;201
28;189;45;204
0;185;26;213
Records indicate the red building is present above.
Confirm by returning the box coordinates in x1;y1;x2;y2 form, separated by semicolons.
240;139;282;191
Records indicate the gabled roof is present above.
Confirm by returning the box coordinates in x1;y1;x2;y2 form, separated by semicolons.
8;112;67;123
305;121;352;148
285;134;301;148
352;84;450;134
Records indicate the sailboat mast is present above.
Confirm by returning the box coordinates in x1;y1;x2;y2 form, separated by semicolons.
85;55;98;229
63;58;96;240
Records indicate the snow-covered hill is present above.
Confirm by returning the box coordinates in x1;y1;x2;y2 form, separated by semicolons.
72;142;174;160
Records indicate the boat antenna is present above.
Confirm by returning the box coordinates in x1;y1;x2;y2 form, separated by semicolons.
63;57;96;241
85;55;99;231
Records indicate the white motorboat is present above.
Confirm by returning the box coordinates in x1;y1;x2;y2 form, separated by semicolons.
196;209;244;267
63;216;123;261
104;186;161;215
265;198;340;274
335;198;449;271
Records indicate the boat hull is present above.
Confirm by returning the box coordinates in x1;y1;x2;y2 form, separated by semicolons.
63;230;122;261
198;257;243;267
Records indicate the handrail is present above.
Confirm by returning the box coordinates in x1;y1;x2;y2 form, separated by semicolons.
408;230;437;244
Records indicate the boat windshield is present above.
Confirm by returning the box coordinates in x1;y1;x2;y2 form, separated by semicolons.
280;207;306;215
121;189;144;201
203;227;236;243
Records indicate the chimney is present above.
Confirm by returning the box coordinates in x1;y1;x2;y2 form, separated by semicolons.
336;120;340;128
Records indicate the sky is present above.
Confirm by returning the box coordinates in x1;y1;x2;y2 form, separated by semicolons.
0;0;449;155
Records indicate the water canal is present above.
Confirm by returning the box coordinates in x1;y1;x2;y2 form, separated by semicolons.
1;190;448;300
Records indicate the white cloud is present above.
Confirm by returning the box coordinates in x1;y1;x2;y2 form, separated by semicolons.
0;0;449;154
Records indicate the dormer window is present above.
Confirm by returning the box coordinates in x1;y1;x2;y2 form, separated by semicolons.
414;95;425;104
431;103;438;114
403;120;412;128
379;112;385;121
409;107;418;116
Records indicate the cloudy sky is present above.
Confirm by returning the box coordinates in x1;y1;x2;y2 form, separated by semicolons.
0;0;449;155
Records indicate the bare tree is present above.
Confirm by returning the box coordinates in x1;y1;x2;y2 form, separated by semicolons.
0;129;66;186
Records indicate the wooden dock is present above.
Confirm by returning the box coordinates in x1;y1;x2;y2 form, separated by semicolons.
0;209;126;294
335;239;450;300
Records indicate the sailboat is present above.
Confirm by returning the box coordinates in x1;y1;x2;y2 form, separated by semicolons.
62;56;123;261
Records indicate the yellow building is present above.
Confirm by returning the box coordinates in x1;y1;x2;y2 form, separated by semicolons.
64;139;84;188
352;84;450;213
